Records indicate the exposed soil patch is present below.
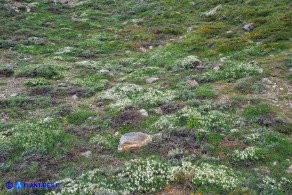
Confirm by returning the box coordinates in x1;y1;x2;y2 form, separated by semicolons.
160;103;184;114
148;130;206;159
112;108;142;127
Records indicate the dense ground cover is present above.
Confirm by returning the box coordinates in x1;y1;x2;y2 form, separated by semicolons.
0;0;291;194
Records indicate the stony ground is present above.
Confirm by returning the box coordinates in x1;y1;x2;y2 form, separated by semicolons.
0;0;291;194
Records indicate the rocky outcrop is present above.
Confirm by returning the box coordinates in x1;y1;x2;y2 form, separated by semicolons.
118;132;152;151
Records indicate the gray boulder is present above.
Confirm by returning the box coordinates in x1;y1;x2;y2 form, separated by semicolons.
118;132;152;151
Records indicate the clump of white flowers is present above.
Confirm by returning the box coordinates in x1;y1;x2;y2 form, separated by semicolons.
0;119;65;155
167;148;184;158
201;61;261;81
232;146;266;161
24;78;51;86
172;55;202;71
123;66;163;81
153;114;177;130
136;88;176;106
10;118;64;151
72;78;108;88
55;46;75;55
99;83;177;110
244;133;261;143
171;162;241;190
89;134;114;150
46;169;122;195
117;158;171;192
153;106;242;131
71;73;109;89
258;176;291;191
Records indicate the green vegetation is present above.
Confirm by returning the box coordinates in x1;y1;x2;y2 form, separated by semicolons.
0;0;291;194
66;110;95;125
194;84;216;99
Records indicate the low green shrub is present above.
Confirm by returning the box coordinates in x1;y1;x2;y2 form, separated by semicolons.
15;64;65;79
66;110;95;125
24;78;52;87
0;65;14;77
194;84;216;99
241;102;273;119
235;77;265;93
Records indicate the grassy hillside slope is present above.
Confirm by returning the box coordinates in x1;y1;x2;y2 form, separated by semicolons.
0;0;291;194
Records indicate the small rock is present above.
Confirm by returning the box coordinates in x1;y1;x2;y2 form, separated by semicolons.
58;83;67;87
213;64;220;71
139;47;147;53
146;77;159;84
219;57;227;62
203;4;222;17
138;109;149;117
114;132;120;137
118;132;152;151
149;46;153;50
187;79;199;87
99;69;110;74
286;165;292;174
10;93;17;97
81;151;92;158
243;23;255;32
72;94;78;100
154;107;163;115
262;78;273;85
196;64;204;70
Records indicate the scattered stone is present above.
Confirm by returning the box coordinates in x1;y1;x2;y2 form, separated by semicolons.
118;132;152;151
202;4;222;17
154;107;163;115
243;23;255;32
26;2;38;12
10;93;17;97
286;165;292;174
114;132;120;137
139;47;147;53
149;46;153;50
219;57;227;62
58;83;67;87
230;129;239;133
99;69;110;74
196;64;204;70
213;64;220;71
262;78;273;85
146;77;159;84
187;79;199;87
81;151;92;158
72;94;78;100
138;109;149;117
